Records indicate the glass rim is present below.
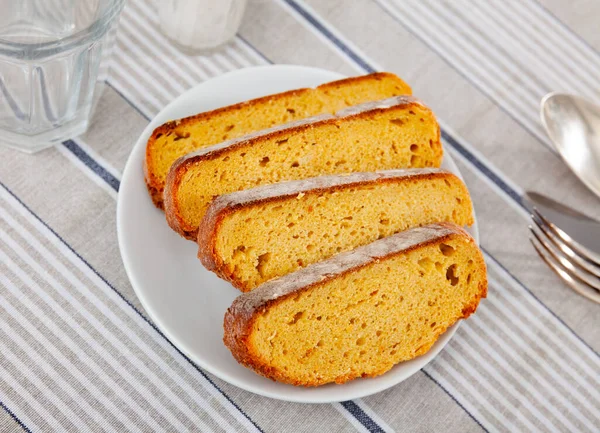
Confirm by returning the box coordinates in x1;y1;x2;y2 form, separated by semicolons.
0;0;125;54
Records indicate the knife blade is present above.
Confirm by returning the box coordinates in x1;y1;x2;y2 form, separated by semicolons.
524;191;600;256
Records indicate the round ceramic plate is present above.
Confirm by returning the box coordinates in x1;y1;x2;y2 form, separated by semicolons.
117;65;479;403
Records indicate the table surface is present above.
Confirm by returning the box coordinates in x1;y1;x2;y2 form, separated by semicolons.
1;1;599;432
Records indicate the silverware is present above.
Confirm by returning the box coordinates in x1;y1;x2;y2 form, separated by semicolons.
525;191;600;258
540;92;600;200
526;195;600;304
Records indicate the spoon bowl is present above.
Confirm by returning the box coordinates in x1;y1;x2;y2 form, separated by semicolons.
541;93;600;199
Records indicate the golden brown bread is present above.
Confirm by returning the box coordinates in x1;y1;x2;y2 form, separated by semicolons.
223;223;487;386
145;72;412;208
165;96;442;240
198;168;474;291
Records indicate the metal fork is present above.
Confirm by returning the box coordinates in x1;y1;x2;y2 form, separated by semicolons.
529;208;600;304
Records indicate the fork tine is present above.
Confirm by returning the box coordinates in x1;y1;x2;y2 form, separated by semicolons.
530;237;600;304
533;207;600;267
529;226;600;292
531;212;600;279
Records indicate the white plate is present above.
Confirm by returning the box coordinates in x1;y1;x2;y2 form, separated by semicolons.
117;65;479;403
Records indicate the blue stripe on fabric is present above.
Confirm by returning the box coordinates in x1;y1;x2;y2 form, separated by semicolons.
105;81;150;121
440;131;525;208
0;180;264;433
421;370;490;433
236;35;273;65
372;0;558;157
340;401;386;433
0;400;32;433
62;140;121;192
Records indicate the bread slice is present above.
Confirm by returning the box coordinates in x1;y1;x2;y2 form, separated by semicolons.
165;96;442;239
199;169;474;292
223;223;487;386
145;72;411;208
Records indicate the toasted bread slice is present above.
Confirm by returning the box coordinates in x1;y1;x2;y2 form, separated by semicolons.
223;223;487;386
145;72;411;208
165;96;442;239
199;169;473;291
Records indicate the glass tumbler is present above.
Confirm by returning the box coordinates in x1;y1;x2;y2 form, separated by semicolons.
0;0;125;153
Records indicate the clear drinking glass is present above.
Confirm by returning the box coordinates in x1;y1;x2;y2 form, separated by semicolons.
159;0;248;53
0;0;125;153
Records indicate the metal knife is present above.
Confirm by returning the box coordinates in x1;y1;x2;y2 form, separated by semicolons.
524;191;600;255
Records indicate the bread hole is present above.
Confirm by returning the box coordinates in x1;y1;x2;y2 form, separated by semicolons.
155;133;163;139
256;253;271;278
286;108;296;114
349;230;357;236
316;316;322;321
232;245;246;259
349;317;357;324
420;117;424;122
467;274;472;284
287;222;295;228
428;300;436;307
307;230;314;237
173;131;190;141
356;337;366;346
429;139;434;148
456;197;462;204
411;155;420;165
409;110;416;115
240;152;246;157
376;330;382;337
336;246;343;252
468;259;474;265
297;259;305;267
410;144;419;152
343;351;349;358
370;290;379;297
343;216;353;220
390;118;405;126
223;156;230;162
272;205;282;211
291;161;299;168
259;156;270;167
380;218;390;225
222;135;228;141
317;340;324;347
430;322;437;328
359;350;366;356
446;264;459;286
390;350;397;356
276;139;288;146
306;244;315;252
334;160;347;167
439;243;455;257
435;261;443;272
283;349;288;355
406;323;411;331
452;210;457;219
418;257;433;270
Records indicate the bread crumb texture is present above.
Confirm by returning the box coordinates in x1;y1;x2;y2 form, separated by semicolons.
224;225;487;386
167;97;441;238
145;72;411;207
205;170;473;291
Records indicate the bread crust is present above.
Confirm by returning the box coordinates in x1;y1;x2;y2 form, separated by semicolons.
223;223;487;386
198;169;471;291
164;96;442;239
145;72;411;208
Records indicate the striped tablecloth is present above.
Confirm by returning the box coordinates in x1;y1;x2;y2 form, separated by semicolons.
1;1;599;432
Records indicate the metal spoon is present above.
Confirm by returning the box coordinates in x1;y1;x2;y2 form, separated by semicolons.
540;93;600;199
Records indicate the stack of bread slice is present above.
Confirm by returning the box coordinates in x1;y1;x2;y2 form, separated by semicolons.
145;72;487;387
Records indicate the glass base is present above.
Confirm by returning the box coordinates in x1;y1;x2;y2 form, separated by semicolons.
0;119;89;154
162;32;237;56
